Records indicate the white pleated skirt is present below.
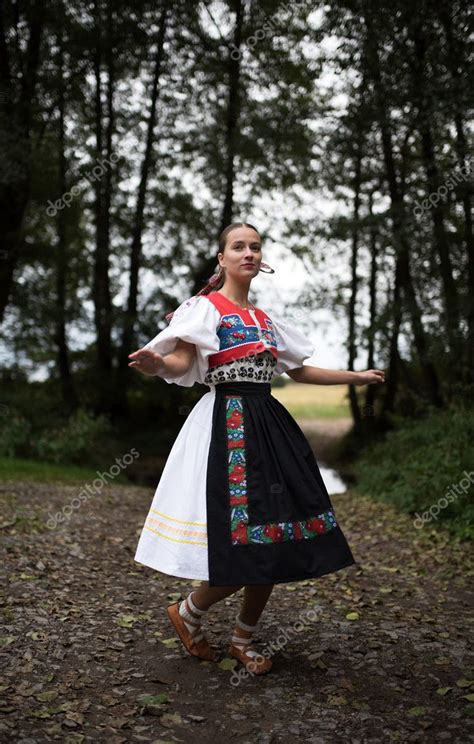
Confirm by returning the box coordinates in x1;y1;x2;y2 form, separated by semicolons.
134;388;216;580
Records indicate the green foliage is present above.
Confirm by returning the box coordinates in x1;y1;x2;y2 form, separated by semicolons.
353;406;474;540
33;409;113;465
0;457;117;484
0;413;32;458
0;404;113;466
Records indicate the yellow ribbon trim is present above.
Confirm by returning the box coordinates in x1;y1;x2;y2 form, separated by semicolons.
150;508;206;526
144;524;207;546
147;515;207;538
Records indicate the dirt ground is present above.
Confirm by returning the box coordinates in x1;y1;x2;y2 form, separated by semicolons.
295;416;354;470
1;474;473;744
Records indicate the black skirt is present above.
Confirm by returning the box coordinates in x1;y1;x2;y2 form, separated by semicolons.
206;381;356;586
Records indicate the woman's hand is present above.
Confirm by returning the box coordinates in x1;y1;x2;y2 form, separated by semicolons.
354;369;386;386
128;348;166;377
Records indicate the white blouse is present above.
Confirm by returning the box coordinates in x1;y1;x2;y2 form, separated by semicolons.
142;295;314;387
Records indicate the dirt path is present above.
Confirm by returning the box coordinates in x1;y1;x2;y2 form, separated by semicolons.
1;481;473;743
296;416;353;465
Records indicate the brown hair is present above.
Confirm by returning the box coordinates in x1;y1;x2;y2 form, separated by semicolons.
165;222;261;322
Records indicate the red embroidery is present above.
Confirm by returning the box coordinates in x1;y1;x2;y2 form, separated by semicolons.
225;395;339;546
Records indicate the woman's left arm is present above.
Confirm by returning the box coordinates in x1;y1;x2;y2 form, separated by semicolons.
287;366;385;386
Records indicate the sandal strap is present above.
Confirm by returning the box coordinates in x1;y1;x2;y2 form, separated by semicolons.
231;634;252;645
183;615;201;627
179;600;204;642
235;614;258;632
230;642;261;659
184;597;203;621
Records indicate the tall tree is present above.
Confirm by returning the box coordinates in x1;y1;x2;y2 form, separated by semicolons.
406;14;461;367
438;3;474;383
361;6;443;406
0;0;45;320
91;0;115;413
115;0;170;412
54;31;79;411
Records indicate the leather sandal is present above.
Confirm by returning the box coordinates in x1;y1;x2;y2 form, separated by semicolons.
166;600;218;662
228;615;272;675
228;637;273;675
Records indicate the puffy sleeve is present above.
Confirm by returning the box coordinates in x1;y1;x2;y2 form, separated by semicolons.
142;295;221;386
271;312;315;376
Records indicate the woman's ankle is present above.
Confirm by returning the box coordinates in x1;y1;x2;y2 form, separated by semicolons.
233;625;253;639
235;613;259;632
190;594;210;612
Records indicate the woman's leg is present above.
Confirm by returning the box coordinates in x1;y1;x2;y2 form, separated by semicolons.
191;580;244;610
229;584;275;672
173;581;245;660
233;585;275;646
238;583;274;625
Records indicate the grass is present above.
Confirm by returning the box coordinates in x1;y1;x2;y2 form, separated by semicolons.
272;381;351;418
352;406;474;541
0;456;130;485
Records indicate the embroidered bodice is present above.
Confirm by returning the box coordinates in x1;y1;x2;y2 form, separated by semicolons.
142;291;315;387
204;349;277;385
202;292;278;385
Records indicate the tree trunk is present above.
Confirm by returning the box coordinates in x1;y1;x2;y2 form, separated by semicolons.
362;10;443;407
438;5;474;384
192;0;244;295
347;131;363;430
365;191;378;416
0;0;44;321
382;257;403;414
91;0;114;414
410;21;462;367
115;0;169;415
54;36;78;412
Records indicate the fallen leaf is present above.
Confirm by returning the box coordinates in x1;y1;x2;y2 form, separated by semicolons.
159;712;184;727
456;678;474;688
35;691;59;702
218;657;238;671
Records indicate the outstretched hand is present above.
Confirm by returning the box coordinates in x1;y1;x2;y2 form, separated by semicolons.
354;369;386;386
128;348;165;377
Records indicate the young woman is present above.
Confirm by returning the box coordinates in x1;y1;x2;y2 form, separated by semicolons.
129;222;385;676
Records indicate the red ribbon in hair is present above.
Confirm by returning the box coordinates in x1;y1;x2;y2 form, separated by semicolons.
164;267;224;323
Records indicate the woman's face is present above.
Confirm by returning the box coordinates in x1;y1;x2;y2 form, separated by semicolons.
218;226;262;281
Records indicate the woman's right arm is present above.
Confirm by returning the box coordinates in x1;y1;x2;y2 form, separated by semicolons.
128;338;196;378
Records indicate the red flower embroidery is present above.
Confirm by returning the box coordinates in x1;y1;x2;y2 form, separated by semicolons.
227;411;243;429
264;524;284;542
229;464;245;484
292;521;303;540
228;437;245;449
305;517;326;534
230;494;248;506
232;522;248;544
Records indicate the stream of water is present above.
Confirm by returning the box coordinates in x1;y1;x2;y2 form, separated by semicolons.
320;465;348;495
